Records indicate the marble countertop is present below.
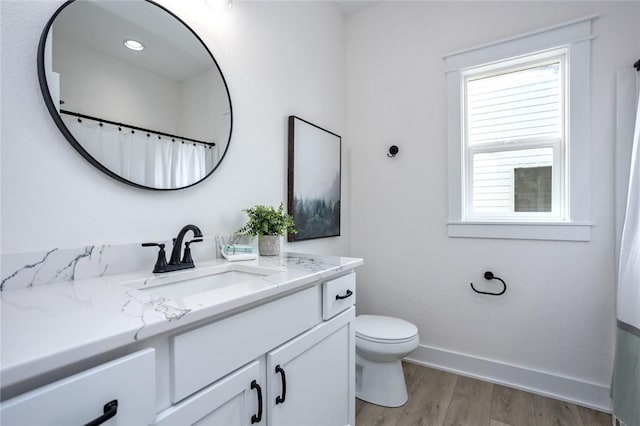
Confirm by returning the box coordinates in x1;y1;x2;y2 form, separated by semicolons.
0;252;363;388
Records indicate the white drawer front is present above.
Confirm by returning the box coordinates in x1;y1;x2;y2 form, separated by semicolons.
0;348;156;426
323;273;356;320
171;286;321;402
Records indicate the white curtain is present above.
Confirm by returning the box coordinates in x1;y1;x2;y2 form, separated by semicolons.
612;70;640;426
617;87;640;349
171;141;205;188
61;115;208;188
205;145;219;174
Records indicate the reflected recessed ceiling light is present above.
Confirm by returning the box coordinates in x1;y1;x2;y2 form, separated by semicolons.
124;39;144;51
205;0;232;11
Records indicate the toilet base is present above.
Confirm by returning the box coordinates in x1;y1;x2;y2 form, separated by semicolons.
355;353;408;407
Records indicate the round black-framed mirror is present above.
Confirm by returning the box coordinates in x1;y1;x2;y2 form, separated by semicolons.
38;0;233;190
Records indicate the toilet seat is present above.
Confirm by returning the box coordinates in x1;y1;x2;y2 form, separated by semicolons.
355;315;418;344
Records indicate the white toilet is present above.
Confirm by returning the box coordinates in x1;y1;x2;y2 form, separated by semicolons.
355;315;419;407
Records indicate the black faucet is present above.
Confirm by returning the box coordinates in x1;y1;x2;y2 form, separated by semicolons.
142;224;203;273
169;224;203;266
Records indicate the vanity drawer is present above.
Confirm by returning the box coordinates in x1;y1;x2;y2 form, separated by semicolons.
323;272;356;320
171;286;321;402
0;348;155;426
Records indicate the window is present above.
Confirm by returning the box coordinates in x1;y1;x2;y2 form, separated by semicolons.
445;16;595;241
464;51;565;221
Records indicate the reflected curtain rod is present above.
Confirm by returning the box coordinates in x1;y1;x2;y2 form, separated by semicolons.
60;109;216;147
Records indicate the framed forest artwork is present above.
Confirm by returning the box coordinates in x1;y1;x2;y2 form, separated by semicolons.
287;116;341;241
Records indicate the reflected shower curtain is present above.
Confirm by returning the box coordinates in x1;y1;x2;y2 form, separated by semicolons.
61;115;207;188
171;141;206;188
612;72;640;426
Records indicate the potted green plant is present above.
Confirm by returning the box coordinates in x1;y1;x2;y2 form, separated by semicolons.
237;203;296;255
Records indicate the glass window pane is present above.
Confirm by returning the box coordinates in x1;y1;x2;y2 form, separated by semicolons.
472;147;553;214
514;166;552;212
467;62;561;145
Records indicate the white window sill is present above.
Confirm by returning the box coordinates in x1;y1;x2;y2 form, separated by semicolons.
447;221;592;241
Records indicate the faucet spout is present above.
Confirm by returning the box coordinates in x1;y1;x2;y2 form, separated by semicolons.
169;224;203;265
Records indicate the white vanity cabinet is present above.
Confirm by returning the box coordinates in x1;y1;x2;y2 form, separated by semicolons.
0;265;359;426
156;272;356;426
0;348;156;426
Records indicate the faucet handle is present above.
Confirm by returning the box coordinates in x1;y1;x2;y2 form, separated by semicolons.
142;242;164;248
181;238;203;265
142;242;168;273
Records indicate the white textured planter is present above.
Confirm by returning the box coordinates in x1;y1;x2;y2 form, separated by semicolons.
258;235;280;256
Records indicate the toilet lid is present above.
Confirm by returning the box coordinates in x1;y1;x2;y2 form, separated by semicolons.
355;315;418;342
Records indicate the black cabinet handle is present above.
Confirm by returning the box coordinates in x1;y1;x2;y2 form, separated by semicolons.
250;380;263;424
335;289;353;300
84;400;118;426
275;365;287;405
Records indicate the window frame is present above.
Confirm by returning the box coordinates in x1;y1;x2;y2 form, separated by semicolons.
445;15;596;241
462;50;567;222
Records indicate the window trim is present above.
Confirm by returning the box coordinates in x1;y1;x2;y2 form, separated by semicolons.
445;15;596;241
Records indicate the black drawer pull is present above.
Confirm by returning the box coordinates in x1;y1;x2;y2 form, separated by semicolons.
250;380;263;423
84;400;118;426
335;289;353;300
275;365;287;404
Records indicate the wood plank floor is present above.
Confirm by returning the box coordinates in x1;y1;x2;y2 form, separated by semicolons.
355;362;611;426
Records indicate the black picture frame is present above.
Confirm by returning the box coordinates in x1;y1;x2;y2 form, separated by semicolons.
287;116;341;241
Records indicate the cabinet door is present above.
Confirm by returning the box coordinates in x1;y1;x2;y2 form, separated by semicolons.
0;348;155;426
153;359;265;426
267;308;355;426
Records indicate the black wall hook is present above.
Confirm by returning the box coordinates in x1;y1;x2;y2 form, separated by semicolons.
387;145;399;157
470;271;507;296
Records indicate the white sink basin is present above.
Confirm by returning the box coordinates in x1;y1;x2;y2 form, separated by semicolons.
139;270;267;299
124;264;283;306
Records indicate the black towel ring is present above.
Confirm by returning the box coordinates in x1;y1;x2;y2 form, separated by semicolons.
470;271;506;296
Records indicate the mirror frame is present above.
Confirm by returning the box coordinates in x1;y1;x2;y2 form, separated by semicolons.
37;0;233;191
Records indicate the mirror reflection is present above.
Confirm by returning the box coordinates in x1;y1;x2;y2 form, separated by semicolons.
40;0;232;190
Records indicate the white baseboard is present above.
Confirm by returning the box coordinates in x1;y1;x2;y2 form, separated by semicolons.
404;344;611;413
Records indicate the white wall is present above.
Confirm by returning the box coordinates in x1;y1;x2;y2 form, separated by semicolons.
1;0;348;257
347;0;640;406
